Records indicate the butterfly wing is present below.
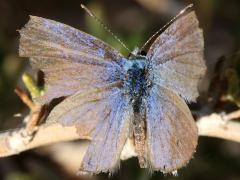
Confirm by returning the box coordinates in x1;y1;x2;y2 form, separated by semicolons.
19;16;131;174
145;12;204;172
79;92;133;174
47;85;133;174
19;16;124;104
146;85;197;173
147;12;206;101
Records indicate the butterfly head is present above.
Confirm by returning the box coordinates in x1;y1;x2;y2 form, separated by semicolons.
129;47;147;60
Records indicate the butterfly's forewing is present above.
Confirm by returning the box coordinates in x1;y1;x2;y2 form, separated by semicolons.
147;12;206;101
146;85;197;173
19;16;124;104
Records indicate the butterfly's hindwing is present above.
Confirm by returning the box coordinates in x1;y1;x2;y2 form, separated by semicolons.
146;85;198;173
77;89;133;174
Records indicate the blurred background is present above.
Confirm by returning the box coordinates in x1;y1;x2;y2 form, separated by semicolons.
0;0;240;179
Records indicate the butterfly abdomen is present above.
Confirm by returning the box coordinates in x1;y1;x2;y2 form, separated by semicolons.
133;111;147;168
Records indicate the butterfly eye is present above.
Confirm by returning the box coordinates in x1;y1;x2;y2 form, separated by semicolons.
140;51;147;56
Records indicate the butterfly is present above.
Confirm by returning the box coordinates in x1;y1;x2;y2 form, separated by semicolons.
19;7;206;175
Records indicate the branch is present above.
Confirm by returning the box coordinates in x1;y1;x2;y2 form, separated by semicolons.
0;122;89;157
197;111;240;142
0;110;240;158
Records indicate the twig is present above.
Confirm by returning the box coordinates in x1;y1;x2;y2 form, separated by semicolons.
0;122;85;157
15;87;43;136
25;104;43;136
15;87;35;111
223;109;240;121
197;111;240;142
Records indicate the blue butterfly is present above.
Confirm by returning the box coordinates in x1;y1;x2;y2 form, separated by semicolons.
19;8;206;175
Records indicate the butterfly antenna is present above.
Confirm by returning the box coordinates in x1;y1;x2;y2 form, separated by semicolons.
81;4;131;53
140;4;193;52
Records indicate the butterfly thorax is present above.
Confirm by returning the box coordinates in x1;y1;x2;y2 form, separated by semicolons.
123;58;148;168
124;60;146;106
